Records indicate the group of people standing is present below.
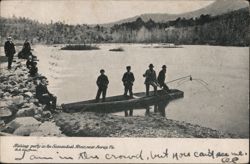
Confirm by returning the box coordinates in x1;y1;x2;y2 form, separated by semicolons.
4;37;57;110
95;63;170;101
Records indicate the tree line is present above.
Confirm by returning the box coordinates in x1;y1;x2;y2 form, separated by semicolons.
0;7;249;46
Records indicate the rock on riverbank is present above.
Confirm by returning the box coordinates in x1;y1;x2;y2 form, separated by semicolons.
55;112;238;138
0;57;63;136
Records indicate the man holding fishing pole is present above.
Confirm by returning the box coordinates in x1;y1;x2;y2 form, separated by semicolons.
157;65;170;92
143;64;158;96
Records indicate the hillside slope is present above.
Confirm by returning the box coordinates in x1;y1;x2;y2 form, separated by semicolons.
103;0;249;26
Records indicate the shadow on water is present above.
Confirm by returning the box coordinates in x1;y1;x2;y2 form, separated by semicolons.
122;99;169;117
86;98;170;118
144;100;169;117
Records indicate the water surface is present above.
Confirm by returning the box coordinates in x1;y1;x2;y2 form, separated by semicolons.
32;44;249;137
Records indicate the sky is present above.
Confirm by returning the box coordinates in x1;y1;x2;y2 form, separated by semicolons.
0;0;215;24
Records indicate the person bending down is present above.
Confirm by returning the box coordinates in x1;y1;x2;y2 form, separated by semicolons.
157;65;170;91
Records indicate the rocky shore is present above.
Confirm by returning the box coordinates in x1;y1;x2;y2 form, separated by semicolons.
0;57;64;136
0;57;239;138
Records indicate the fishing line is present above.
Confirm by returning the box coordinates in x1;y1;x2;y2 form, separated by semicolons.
177;79;190;87
193;78;209;86
193;80;211;91
167;75;210;91
177;78;189;85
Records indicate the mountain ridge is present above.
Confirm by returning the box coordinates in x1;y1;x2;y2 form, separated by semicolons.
101;0;249;27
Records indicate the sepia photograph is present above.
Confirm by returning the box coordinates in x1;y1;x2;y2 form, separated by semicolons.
0;0;249;163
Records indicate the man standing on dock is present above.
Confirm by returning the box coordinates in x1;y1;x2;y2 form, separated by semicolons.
157;65;170;92
122;66;135;97
96;69;109;102
4;36;16;70
143;64;158;96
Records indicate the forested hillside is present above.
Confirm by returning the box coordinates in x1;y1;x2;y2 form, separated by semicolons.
110;8;250;46
0;7;249;46
0;17;112;45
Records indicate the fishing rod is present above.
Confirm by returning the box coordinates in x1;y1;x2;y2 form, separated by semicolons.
166;75;192;84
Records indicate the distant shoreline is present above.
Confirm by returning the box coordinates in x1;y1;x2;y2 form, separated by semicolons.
1;43;249;48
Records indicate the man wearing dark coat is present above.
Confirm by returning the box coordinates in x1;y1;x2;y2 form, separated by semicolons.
29;62;38;77
23;39;32;58
4;37;16;69
18;39;32;59
23;39;31;53
96;69;109;101
36;77;57;109
122;66;135;97
157;65;170;91
26;55;34;69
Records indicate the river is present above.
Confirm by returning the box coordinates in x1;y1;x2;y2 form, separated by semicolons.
19;44;250;137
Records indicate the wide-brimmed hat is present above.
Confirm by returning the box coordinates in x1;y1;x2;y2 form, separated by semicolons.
100;69;105;73
149;64;154;68
126;66;131;69
162;65;167;68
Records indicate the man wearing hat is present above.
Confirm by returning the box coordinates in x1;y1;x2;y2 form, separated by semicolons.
122;66;135;97
35;77;57;110
143;64;158;96
96;69;109;101
29;61;38;77
4;36;16;69
157;65;170;91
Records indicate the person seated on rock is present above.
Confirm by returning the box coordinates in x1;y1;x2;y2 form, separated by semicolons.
26;55;35;69
18;39;32;59
35;77;57;110
29;62;38;77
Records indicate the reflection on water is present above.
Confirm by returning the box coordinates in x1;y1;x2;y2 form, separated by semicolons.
145;100;169;117
122;99;169;117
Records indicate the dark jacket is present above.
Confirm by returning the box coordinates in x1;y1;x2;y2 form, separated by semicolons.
122;72;135;86
26;60;34;69
29;66;38;76
36;83;50;99
96;74;109;88
22;42;31;53
157;70;166;85
4;41;16;56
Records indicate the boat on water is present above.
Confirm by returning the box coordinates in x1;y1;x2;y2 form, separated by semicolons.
62;89;184;113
